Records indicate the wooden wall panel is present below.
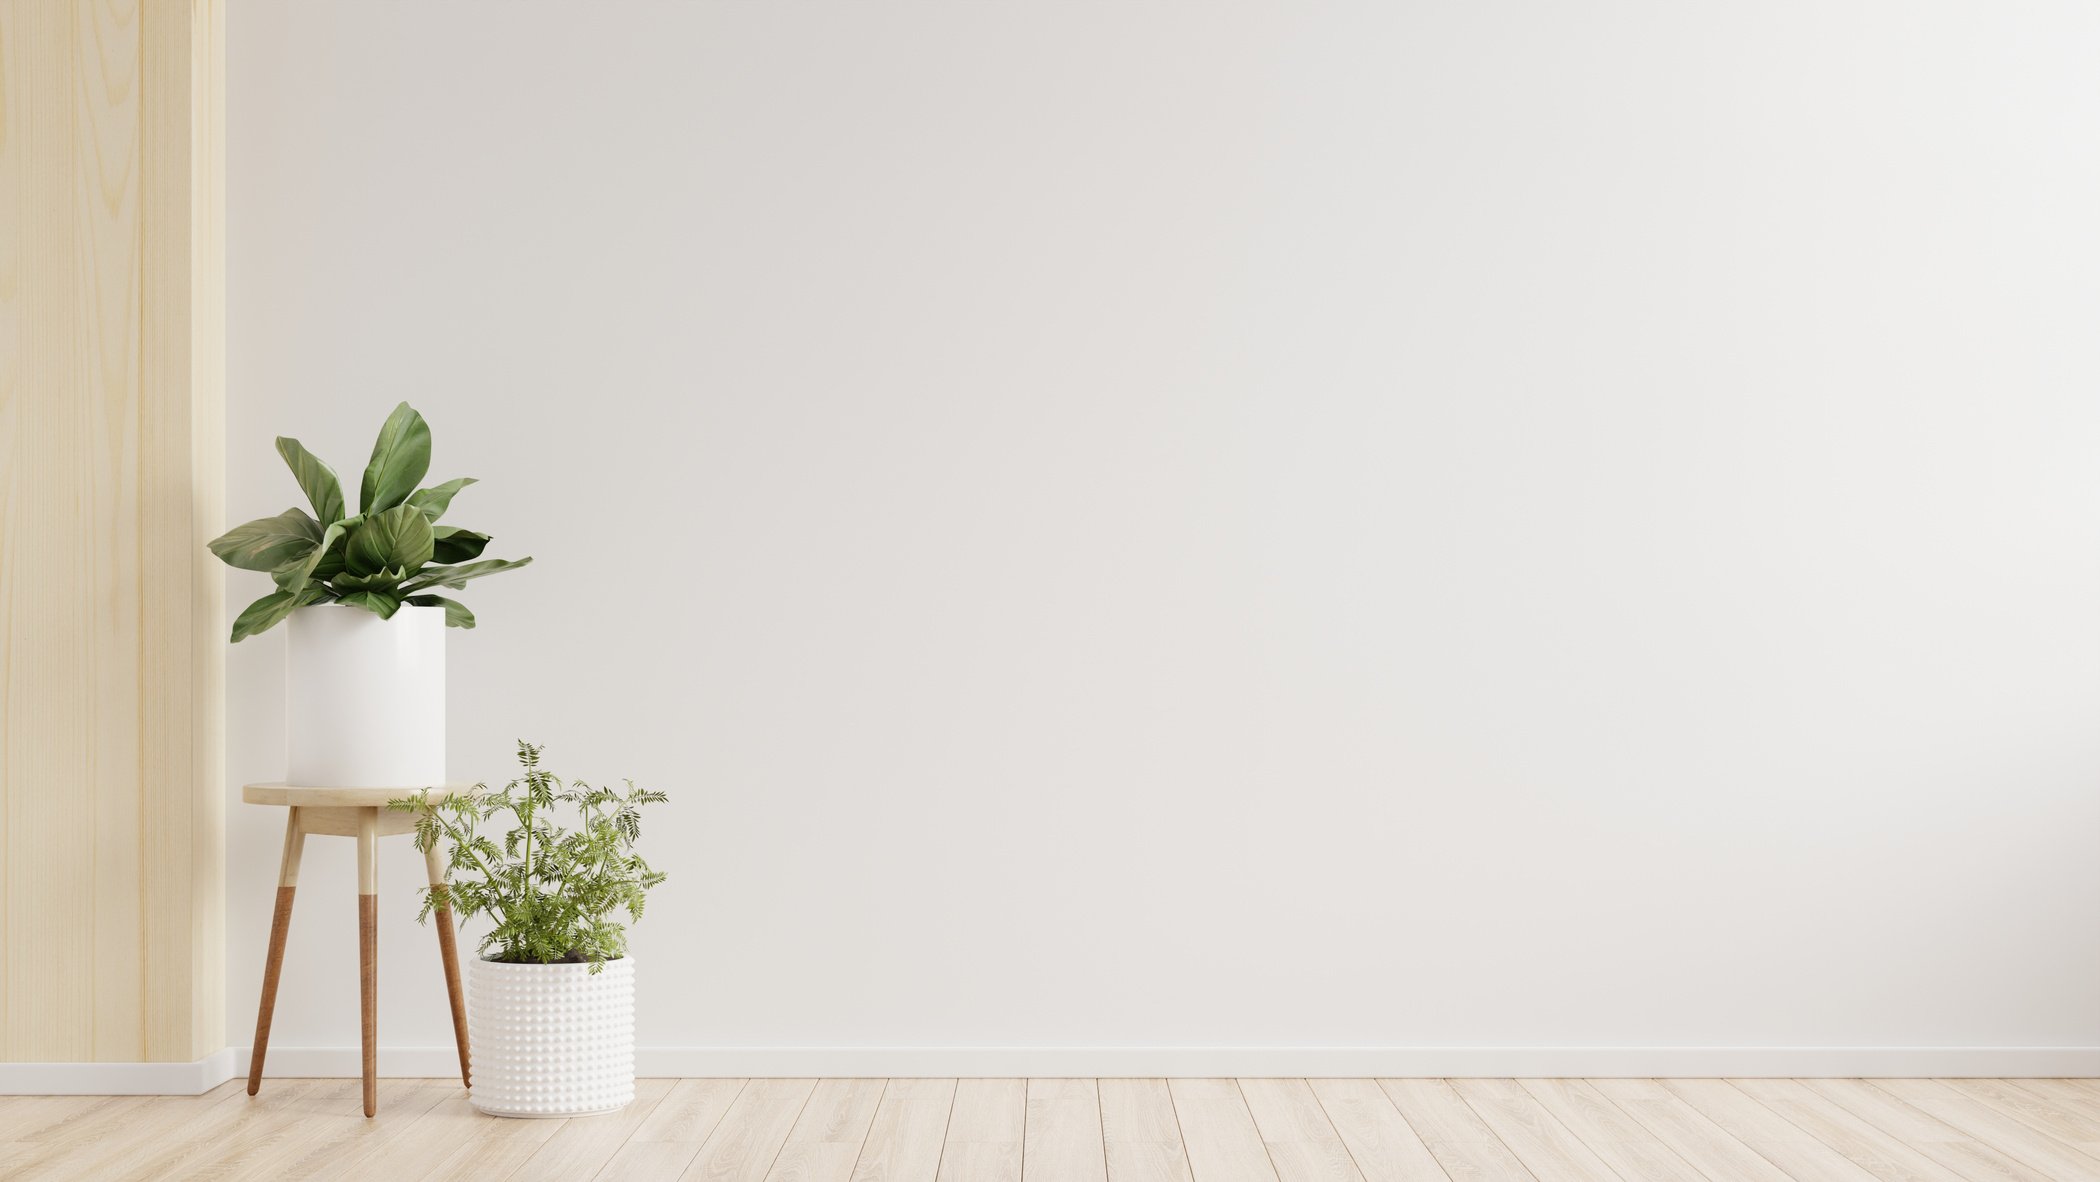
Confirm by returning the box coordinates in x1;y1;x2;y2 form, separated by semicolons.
0;0;224;1064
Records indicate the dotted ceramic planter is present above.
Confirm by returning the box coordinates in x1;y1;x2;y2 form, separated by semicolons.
467;956;635;1118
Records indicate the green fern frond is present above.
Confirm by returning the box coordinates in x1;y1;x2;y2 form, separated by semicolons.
387;741;666;968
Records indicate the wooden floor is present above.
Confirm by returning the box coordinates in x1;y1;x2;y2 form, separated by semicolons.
6;1077;2100;1181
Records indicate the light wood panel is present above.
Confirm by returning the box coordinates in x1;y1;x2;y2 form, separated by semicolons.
5;1078;2100;1180
1378;1078;1533;1181
1513;1079;1704;1182
603;1077;748;1179
852;1077;957;1182
1661;1078;1878;1182
1024;1078;1107;1182
1238;1078;1362;1182
1800;1077;2059;1182
1868;1078;2100;1180
1448;1078;1616;1182
684;1077;816;1182
1730;1078;1969;1182
1304;1078;1448;1181
768;1077;885;1182
511;1076;676;1182
1590;1077;1794;1182
940;1078;1025;1182
1166;1079;1276;1182
0;0;225;1065
1100;1078;1193;1182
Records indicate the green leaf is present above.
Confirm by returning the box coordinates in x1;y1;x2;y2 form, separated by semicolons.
359;402;432;514
407;594;476;629
429;526;490;563
272;516;354;593
208;509;322;573
333;566;408;592
310;527;353;583
407;477;476;523
338;590;402;619
401;555;532;594
230;586;325;642
275;436;345;524
345;504;434;576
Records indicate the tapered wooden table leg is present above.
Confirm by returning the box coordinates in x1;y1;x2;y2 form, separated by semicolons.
424;840;472;1087
357;808;379;1118
248;809;305;1095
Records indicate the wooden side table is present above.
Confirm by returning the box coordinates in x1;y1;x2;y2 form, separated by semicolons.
242;783;474;1117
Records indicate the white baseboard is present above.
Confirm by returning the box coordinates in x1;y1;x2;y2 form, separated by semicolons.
0;1049;240;1095
12;1046;2096;1093
229;1045;2100;1080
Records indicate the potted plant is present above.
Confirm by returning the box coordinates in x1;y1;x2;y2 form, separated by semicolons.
391;743;668;1118
207;402;530;786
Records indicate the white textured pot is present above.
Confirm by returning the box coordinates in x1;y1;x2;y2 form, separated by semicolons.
468;957;636;1118
285;605;445;787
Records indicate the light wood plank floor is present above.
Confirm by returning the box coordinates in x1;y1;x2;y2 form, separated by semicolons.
5;1078;2100;1181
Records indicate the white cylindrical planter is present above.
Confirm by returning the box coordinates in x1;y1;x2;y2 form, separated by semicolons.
468;957;636;1118
285;605;445;787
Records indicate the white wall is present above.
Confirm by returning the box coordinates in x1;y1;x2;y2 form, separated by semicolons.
226;1;2100;1074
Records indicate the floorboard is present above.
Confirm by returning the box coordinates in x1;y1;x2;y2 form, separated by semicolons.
853;1078;957;1182
1379;1078;1535;1181
2;1077;2097;1181
941;1079;1026;1182
1022;1078;1107;1182
1099;1079;1190;1182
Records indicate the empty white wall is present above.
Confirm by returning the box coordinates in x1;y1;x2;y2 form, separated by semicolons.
226;1;2100;1073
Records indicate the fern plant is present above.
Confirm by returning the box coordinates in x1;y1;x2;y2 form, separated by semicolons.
390;743;668;971
208;401;532;641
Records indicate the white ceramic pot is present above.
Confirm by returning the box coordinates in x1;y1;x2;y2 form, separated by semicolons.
468;957;636;1118
285;605;445;787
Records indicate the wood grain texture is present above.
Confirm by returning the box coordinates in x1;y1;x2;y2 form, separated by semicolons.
246;884;297;1095
1166;1079;1275;1182
1304;1078;1448;1182
1378;1078;1533;1182
766;1077;885;1182
425;840;471;1089
1238;1078;1362;1182
941;1078;1025;1182
358;893;378;1117
631;1078;750;1146
1590;1078;1793;1182
1729;1078;1969;1182
311;1086;484;1182
681;1077;816;1182
244;783;474;807
1513;1078;1703;1182
511;1076;676;1182
851;1078;956;1182
1800;1078;2058;1182
1448;1078;1616;1182
298;804;422;837
1024;1078;1108;1182
1868;1079;2100;1180
0;0;223;1065
220;1078;447;1179
1950;1078;2100;1146
1099;1078;1192;1182
5;1078;2100;1180
1663;1078;1880;1182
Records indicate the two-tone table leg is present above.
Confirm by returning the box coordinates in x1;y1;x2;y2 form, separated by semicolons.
356;808;379;1117
240;784;474;1118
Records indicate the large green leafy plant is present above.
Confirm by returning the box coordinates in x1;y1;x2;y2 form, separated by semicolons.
209;402;531;640
390;743;668;971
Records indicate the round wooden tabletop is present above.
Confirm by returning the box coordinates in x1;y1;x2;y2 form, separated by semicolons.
241;782;474;807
